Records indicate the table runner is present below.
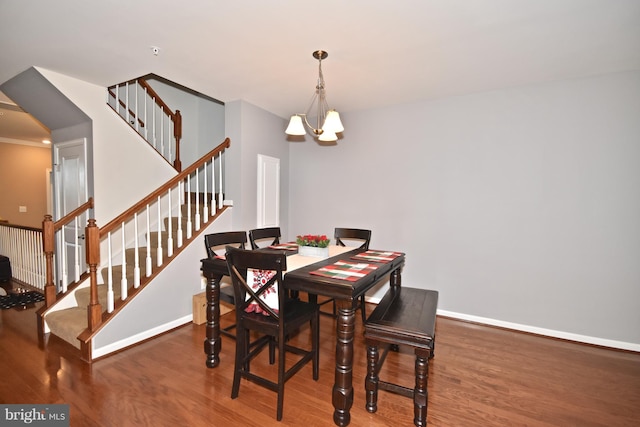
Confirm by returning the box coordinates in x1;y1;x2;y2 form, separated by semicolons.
268;242;299;250
351;250;402;263
309;261;379;282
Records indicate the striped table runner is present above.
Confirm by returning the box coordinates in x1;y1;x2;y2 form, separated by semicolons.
310;261;379;282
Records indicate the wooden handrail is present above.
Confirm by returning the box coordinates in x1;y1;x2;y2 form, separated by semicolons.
99;138;230;237
53;197;94;232
137;78;177;120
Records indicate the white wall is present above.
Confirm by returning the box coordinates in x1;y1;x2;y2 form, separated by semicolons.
37;68;175;225
288;70;640;349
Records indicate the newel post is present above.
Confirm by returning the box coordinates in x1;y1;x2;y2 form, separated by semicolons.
42;215;56;307
86;219;102;331
173;110;182;172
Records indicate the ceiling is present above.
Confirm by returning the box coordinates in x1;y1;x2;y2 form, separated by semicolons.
1;0;639;144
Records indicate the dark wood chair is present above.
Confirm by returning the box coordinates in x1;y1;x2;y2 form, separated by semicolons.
225;246;319;421
319;228;372;322
248;227;282;250
203;231;248;338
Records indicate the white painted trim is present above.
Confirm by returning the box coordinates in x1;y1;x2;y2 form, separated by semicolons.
437;309;640;353
92;315;192;359
365;294;639;352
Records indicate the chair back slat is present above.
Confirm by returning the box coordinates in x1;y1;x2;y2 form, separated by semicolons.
226;247;287;322
334;228;371;250
204;231;247;258
248;227;282;250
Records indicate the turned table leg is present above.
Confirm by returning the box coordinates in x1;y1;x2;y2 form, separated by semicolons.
333;298;355;426
203;272;223;368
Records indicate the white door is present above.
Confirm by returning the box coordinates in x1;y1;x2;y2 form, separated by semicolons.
54;138;88;291
257;154;280;228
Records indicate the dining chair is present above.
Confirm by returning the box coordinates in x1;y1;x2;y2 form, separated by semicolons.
319;228;372;323
225;246;319;421
203;231;248;338
248;227;282;250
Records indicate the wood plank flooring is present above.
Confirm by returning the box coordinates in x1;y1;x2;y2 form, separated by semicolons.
1;295;639;426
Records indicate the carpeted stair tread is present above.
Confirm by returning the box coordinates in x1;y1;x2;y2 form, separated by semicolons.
46;202;205;350
46;307;87;349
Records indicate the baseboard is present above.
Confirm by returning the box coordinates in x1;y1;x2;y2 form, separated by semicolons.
437;309;640;353
365;295;638;352
92;315;192;359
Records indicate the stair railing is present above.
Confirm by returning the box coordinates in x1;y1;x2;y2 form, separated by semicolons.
41;198;95;306
0;222;47;291
107;77;183;171
84;138;230;332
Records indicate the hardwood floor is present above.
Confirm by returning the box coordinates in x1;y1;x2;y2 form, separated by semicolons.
1;294;639;426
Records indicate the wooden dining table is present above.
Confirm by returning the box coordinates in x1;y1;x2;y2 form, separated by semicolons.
200;245;405;427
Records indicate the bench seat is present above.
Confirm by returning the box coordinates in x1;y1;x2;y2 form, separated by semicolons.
364;286;438;427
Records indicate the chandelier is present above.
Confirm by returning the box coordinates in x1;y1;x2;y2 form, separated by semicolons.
285;50;344;142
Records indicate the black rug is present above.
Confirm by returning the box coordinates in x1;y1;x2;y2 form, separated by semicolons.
0;291;45;309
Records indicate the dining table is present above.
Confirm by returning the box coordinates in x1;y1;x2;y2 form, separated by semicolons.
200;244;405;427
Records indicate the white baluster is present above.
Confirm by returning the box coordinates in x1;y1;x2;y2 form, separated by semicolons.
115;84;120;116
134;82;139;133
167;189;174;257
144;86;148;140
134;212;140;288
59;226;68;293
156;196;163;266
74;217;80;282
152;98;157;149
107;232;114;313
218;150;224;209
203;161;209;224
177;181;184;248
145;205;152;277
186;179;193;239
125;82;130;124
195;168;201;231
211;155;217;216
121;222;128;301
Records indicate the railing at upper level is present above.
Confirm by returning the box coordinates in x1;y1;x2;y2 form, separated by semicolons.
107;77;183;171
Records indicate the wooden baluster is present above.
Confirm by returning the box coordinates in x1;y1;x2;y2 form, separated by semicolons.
174;110;182;172
86;219;102;331
42;215;56;307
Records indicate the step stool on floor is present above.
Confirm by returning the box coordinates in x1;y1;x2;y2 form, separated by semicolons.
364;286;438;427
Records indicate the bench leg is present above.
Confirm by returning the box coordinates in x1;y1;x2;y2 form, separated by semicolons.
413;349;430;427
365;344;379;413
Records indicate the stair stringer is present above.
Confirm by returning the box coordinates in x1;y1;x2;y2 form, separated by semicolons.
90;208;234;360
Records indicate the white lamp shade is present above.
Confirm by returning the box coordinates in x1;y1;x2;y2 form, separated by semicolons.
285;115;306;136
322;110;344;133
318;130;338;142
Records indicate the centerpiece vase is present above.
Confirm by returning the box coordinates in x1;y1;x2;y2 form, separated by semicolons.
298;245;329;258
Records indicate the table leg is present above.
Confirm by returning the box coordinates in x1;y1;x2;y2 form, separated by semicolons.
203;273;223;368
333;298;355;426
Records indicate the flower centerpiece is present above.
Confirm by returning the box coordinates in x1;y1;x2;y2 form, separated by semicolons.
296;234;331;258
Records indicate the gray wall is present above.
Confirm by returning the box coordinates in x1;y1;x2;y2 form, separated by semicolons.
288;70;640;349
225;100;291;239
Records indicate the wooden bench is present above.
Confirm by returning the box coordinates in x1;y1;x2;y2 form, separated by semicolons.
364;286;438;427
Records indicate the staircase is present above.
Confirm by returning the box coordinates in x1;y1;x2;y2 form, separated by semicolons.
45;202;208;349
37;74;231;361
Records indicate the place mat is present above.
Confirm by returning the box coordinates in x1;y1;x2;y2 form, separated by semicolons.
214;255;226;260
268;242;299;251
351;250;402;263
309;261;379;282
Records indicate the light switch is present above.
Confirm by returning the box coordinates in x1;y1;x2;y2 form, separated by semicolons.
19;206;27;212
